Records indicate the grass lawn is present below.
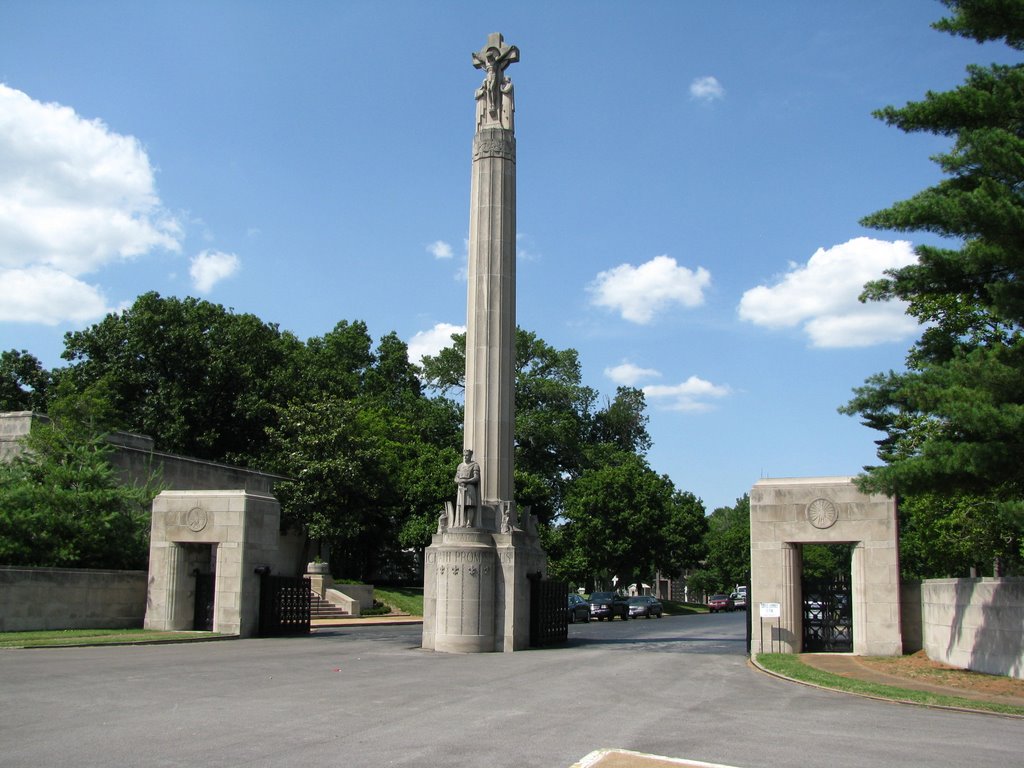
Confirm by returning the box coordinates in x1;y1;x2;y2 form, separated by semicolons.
0;629;229;649
756;653;1024;717
373;586;423;616
661;599;708;616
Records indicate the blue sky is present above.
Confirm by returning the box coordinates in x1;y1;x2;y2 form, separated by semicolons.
1;1;1016;512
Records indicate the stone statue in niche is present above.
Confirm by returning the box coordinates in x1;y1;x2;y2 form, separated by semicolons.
453;448;481;528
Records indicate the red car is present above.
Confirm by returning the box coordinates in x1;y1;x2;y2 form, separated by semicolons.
707;594;735;613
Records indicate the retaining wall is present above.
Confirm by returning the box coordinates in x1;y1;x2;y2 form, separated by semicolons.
920;577;1024;679
0;567;147;632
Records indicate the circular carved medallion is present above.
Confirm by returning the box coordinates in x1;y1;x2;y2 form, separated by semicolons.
806;498;838;529
185;506;209;532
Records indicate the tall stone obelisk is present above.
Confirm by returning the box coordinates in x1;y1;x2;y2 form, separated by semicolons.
422;33;547;653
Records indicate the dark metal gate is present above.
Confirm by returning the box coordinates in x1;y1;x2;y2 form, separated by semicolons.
193;571;215;631
528;574;568;647
258;574;311;637
802;574;852;652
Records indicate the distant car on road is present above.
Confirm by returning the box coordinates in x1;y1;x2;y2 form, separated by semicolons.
707;594;735;613
730;590;747;610
627;595;663;618
588;591;630;621
567;593;591;623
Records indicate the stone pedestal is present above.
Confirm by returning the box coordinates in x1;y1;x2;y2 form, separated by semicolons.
425;530;496;653
423;526;545;653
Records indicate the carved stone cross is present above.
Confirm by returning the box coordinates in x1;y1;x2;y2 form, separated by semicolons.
472;33;519;125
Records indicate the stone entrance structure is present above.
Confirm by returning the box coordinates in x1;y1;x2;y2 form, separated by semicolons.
750;477;902;656
144;490;283;637
422;33;547;653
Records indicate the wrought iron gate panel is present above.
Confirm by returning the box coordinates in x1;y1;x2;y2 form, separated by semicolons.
258;575;311;637
802;574;852;652
529;575;568;647
193;572;215;631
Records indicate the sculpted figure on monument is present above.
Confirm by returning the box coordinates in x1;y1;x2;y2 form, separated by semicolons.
453;448;481;527
472;33;519;129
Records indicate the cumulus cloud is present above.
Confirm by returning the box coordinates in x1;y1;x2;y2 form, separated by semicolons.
0;83;182;324
690;76;725;101
738;237;918;348
0;267;110;324
407;322;465;366
190;250;240;293
643;376;731;413
605;362;662;387
589;255;711;324
427;240;453;259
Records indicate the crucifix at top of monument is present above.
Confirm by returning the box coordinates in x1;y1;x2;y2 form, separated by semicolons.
472;32;518;131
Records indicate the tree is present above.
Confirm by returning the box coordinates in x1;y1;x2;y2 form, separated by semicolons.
557;452;703;587
842;2;1024;552
692;495;750;593
0;350;51;412
58;292;305;465
0;391;158;569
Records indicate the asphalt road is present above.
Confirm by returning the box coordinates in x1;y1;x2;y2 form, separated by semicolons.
1;611;1020;768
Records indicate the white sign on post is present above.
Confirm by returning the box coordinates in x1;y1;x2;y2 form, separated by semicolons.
760;602;781;618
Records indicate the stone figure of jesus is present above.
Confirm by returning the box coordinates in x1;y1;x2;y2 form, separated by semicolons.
472;32;519;130
454;448;481;528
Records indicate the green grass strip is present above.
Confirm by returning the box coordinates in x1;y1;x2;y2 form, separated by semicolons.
756;653;1024;717
0;629;227;648
372;586;424;617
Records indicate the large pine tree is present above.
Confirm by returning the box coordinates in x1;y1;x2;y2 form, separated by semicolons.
843;0;1024;564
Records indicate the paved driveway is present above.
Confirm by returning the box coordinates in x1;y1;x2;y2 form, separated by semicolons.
1;612;1020;767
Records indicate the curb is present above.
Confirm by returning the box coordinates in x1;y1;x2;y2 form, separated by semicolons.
748;655;1024;719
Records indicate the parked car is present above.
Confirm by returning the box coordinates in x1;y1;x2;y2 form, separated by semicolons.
627;595;663;618
588;591;630;621
567;593;591;623
707;594;735;613
730;589;748;610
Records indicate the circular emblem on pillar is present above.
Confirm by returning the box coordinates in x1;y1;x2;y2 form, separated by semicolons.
185;506;209;532
806;498;838;529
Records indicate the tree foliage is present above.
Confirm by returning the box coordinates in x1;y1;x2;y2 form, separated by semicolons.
57;292;304;465
842;1;1024;558
688;494;749;595
0;350;51;412
0;392;158;569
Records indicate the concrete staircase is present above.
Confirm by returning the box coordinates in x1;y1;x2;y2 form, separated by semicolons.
310;593;349;620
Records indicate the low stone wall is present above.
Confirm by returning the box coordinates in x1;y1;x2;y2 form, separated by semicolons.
0;567;147;632
921;577;1024;679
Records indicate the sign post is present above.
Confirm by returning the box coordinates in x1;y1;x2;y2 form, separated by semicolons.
759;602;781;654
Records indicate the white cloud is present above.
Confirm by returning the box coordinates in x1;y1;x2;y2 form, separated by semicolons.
643;376;731;413
407;322;465;366
0;83;182;324
738;237;918;348
690;76;725;101
427;240;453;259
589;255;711;324
0;266;110;324
190;250;240;293
605;362;662;387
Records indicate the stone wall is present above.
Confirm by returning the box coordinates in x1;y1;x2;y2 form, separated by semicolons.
0;567;147;632
920;577;1024;679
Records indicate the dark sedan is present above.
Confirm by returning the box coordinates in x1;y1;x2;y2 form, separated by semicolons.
588;591;630;621
567;593;591;623
627;595;663;618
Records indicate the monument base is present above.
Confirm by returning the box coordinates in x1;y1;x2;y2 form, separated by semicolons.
422;523;546;653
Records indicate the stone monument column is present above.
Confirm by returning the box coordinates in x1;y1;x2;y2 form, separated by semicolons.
422;33;547;654
465;31;519;507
